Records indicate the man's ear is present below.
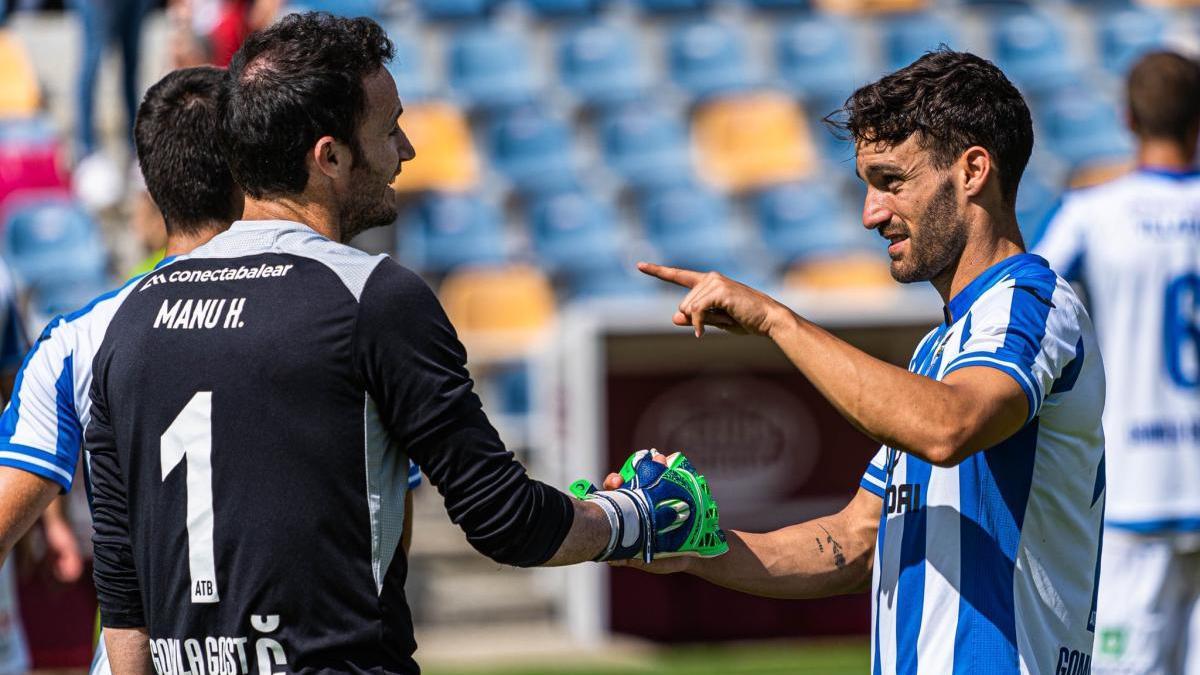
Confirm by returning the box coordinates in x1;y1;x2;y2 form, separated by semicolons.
961;146;992;199
310;136;350;181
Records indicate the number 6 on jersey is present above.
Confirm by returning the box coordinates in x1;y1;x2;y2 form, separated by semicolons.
161;391;219;604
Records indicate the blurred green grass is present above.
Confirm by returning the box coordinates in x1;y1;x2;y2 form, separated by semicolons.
424;640;868;675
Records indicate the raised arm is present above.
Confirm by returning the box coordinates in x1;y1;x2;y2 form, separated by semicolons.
638;263;1070;467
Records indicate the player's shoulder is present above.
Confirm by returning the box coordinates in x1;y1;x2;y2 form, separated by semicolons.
359;257;442;311
979;255;1084;322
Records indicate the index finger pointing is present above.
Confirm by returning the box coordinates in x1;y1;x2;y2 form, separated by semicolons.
637;261;703;289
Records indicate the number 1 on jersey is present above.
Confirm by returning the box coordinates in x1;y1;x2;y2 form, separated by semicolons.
161;392;219;604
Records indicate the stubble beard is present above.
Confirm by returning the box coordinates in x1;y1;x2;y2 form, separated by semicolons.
889;177;968;284
336;167;399;244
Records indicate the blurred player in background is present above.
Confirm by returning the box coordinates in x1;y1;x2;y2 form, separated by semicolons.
624;50;1106;675
1034;50;1200;675
88;13;723;674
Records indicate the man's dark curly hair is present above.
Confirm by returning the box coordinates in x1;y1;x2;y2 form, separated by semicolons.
827;49;1034;207
135;66;238;235
219;12;395;199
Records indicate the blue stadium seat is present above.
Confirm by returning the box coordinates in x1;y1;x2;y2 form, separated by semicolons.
31;272;112;322
598;103;692;191
558;24;649;109
775;17;864;111
755;181;861;263
1015;161;1061;245
284;0;384;19
385;33;432;103
743;0;809;11
488;106;577;194
416;0;499;20
1097;8;1165;75
1;194;106;289
639;185;758;280
447;26;538;112
883;13;957;72
399;193;506;273
528;190;624;274
667;21;756;100
636;0;710;15
0;115;55;147
526;0;605;17
1039;90;1133;168
991;10;1079;95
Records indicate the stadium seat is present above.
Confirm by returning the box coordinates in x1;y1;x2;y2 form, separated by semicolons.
0;30;40;116
283;0;384;18
639;185;755;278
1;193;107;290
398;192;505;273
391;102;480;193
775;16;866;109
0;116;68;205
991;9;1079;95
528;190;624;274
636;0;711;15
416;0;500;21
667;21;756;100
755;181;862;263
558;24;650;109
883;13;957;72
814;0;929;14
488;106;578;194
447;26;538;112
439;265;556;360
1039;90;1133;169
1015;161;1062;246
691;92;815;193
385;33;433;103
598;102;693;192
526;0;606;17
1097;8;1165;75
744;0;810;10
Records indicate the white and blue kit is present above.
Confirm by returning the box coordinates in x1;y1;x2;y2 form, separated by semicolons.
1035;167;1200;673
0;260;30;675
0;258;423;675
858;254;1106;675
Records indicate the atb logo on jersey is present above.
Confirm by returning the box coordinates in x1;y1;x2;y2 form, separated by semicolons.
656;499;691;535
1055;646;1092;675
885;483;922;515
193;578;217;603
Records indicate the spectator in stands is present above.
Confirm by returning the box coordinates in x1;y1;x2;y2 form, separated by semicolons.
71;0;153;212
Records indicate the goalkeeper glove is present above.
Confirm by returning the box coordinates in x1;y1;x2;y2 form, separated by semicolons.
570;449;728;563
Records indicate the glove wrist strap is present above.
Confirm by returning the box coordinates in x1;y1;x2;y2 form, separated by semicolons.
590;489;651;562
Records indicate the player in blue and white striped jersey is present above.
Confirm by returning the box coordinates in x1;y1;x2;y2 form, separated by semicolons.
1034;52;1200;674
630;50;1105;675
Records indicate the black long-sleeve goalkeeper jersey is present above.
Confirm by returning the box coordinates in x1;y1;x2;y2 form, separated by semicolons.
87;219;574;674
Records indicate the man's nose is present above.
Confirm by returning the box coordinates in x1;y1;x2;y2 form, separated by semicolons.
862;189;892;230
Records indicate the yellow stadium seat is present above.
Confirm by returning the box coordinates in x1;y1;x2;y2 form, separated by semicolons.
783;252;896;290
815;0;929;14
439;265;556;360
0;30;40;116
1138;0;1200;7
692;92;815;193
391;102;480;193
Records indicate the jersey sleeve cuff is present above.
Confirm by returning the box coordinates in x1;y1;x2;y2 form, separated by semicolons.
860;474;886;499
943;352;1041;424
0;443;73;492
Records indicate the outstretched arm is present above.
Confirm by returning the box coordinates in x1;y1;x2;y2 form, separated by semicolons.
683;488;880;598
638;263;1031;467
104;627;154;675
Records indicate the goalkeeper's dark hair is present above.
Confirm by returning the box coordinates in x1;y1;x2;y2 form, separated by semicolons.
1127;51;1200;146
134;66;240;236
219;11;395;199
825;49;1033;208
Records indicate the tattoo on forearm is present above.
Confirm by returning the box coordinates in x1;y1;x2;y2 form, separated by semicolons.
818;525;847;569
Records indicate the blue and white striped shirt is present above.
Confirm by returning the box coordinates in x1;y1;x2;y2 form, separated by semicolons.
859;254;1106;675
